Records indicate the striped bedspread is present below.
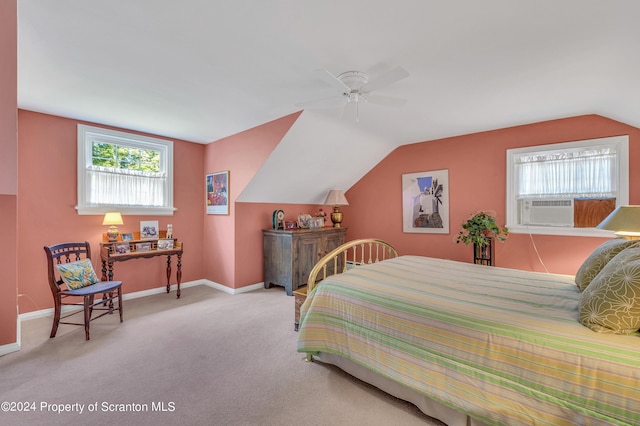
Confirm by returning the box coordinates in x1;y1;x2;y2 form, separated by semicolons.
297;256;640;425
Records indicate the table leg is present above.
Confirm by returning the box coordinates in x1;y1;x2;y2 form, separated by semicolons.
101;260;107;281
108;261;114;281
176;253;182;299
166;255;172;294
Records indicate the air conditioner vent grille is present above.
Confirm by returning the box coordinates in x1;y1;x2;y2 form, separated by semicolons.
530;200;573;207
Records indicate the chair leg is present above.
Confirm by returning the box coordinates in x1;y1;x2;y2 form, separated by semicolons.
84;296;91;341
118;287;123;323
50;295;62;338
89;294;95;318
106;292;114;314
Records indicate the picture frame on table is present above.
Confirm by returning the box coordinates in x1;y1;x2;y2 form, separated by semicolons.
206;170;229;215
140;220;159;239
121;233;134;241
298;214;312;229
157;239;174;250
309;217;324;229
114;242;130;254
285;221;299;230
135;242;152;252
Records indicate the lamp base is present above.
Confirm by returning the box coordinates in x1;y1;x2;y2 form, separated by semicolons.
106;226;119;242
330;207;343;228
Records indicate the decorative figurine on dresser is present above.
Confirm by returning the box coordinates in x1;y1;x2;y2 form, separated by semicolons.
263;214;346;295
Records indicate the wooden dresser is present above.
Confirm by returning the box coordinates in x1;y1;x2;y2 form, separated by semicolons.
263;227;347;296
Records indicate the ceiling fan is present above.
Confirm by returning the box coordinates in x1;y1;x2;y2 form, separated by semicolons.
297;66;410;121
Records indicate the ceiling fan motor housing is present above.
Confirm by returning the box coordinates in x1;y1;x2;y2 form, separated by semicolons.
337;71;368;102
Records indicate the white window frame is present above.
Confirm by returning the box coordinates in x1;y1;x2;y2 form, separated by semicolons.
506;135;628;237
77;124;176;215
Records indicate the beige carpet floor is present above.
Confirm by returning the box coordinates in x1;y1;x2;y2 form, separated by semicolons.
0;285;442;426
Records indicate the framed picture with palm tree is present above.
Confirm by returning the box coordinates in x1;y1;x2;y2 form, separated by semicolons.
402;169;449;233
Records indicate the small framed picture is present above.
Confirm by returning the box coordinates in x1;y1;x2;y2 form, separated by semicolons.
136;242;152;252
285;221;299;230
140;221;159;239
114;242;131;254
206;171;229;215
309;217;324;229
298;214;312;229
121;233;134;241
157;239;174;250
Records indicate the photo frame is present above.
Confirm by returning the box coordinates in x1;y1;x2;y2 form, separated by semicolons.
121;233;134;241
298;214;312;229
157;239;174;250
114;242;131;254
206;171;229;215
402;169;450;234
135;242;152;252
140;221;159;239
285;221;299;230
309;217;324;230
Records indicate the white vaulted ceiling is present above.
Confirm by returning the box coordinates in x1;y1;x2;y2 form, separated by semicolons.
18;1;640;204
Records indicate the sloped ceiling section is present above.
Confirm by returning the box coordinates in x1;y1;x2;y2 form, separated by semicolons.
237;109;398;204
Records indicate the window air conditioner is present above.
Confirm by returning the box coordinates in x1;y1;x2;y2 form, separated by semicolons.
521;199;574;227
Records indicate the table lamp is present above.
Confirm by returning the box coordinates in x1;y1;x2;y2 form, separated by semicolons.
103;212;124;242
596;205;640;240
324;189;349;228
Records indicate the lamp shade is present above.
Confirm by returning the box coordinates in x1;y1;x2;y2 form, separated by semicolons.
102;212;124;226
596;206;640;239
324;190;349;206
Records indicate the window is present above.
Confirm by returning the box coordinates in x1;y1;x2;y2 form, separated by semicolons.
77;124;175;215
506;135;628;237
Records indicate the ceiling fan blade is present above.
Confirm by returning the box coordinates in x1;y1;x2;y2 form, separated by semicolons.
361;66;409;93
365;94;407;107
295;95;346;109
315;69;350;93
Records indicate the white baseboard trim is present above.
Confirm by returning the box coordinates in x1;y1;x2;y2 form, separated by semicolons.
1;279;265;355
202;280;265;294
0;320;21;357
16;279;265;322
0;341;20;357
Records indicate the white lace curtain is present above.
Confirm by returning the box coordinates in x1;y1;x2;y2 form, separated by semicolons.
515;146;617;199
86;165;166;206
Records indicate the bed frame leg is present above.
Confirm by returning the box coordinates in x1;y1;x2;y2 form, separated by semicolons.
305;353;313;362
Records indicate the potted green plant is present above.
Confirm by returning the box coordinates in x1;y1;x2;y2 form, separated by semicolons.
455;211;508;265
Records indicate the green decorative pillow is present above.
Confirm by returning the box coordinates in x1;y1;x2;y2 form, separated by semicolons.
56;258;100;290
578;247;640;334
575;238;638;291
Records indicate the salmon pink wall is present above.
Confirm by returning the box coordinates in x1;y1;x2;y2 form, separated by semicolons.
0;0;18;347
345;115;640;275
203;112;301;289
17;110;205;315
0;0;17;195
0;197;17;346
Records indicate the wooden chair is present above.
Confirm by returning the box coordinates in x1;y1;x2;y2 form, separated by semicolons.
44;241;123;340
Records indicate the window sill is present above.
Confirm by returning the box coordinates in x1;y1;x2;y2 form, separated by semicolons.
76;206;177;216
507;224;614;238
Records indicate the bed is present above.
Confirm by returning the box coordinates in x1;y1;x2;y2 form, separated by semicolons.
296;239;640;426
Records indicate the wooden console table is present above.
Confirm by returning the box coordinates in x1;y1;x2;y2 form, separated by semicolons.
100;231;184;298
